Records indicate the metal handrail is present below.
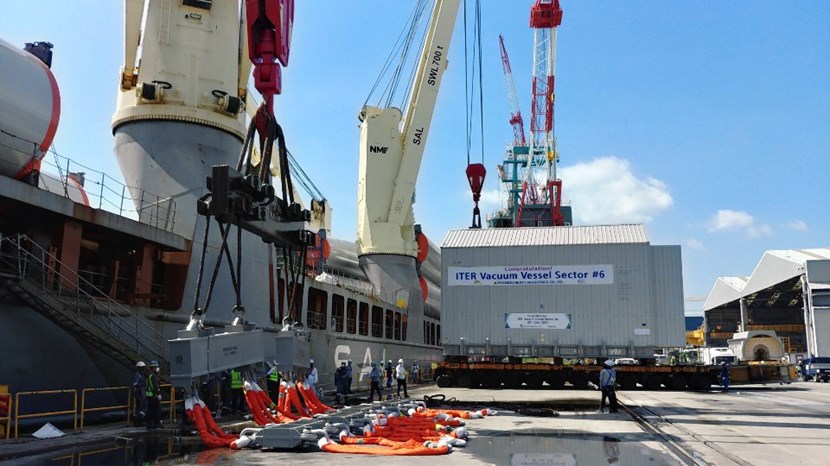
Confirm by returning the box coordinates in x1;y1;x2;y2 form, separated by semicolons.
80;386;131;432
15;389;77;439
0;235;168;363
38;150;177;232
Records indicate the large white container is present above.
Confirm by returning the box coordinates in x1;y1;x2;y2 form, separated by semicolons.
441;225;685;359
0;38;60;179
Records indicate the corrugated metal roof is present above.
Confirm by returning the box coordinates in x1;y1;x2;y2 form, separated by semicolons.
441;224;650;248
703;248;830;310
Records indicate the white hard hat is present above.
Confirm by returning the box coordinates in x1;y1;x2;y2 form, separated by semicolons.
309;359;314;364
398;359;404;364
136;361;146;368
605;359;615;367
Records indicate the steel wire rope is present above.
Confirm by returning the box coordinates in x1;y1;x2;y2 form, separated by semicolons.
191;212;212;314
363;0;426;107
463;0;485;166
398;7;431;113
201;217;234;312
387;0;430;110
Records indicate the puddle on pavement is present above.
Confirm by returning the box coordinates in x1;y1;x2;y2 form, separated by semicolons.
3;435;209;466
6;431;680;466
463;430;679;465
6;401;679;465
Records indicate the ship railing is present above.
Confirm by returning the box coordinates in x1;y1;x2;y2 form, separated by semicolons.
0;234;168;366
38;151;177;232
14;389;77;440
7;384;178;439
80;386;131;432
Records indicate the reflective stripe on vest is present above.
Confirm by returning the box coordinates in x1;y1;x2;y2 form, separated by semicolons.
231;370;243;389
268;371;280;383
145;374;157;397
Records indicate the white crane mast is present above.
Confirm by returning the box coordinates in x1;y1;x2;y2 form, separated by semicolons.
357;0;460;259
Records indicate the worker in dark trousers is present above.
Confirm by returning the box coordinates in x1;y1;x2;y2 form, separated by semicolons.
266;361;281;402
145;360;162;429
230;368;245;414
368;362;382;402
132;361;147;426
720;362;730;392
395;358;408;398
346;360;353;394
385;360;393;389
599;359;618;413
334;362;347;404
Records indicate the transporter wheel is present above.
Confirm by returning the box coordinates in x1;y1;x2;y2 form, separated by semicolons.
546;373;566;389
457;373;475;388
688;374;711;391
480;374;500;389
435;374;453;388
569;372;589;389
524;374;544;389
668;375;687;391
642;375;663;390
504;375;521;389
617;374;637;391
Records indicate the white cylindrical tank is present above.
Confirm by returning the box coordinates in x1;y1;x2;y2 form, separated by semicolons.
0;38;60;179
728;331;785;362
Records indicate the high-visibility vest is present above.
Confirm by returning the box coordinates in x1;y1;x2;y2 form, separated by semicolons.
268;370;280;383
145;373;157;397
230;370;243;389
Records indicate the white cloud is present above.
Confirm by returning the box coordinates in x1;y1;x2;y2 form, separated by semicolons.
786;219;808;231
477;188;502;212
684;238;705;251
558;156;673;224
707;210;773;237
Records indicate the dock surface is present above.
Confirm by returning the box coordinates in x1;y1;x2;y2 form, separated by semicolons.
2;382;828;465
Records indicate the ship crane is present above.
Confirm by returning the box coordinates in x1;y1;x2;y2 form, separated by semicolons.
518;0;565;227
357;0;461;342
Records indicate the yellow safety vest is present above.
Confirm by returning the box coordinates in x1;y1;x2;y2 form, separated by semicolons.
231;370;243;389
145;373;157;397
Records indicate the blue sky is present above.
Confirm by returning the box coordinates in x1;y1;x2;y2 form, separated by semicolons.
2;1;828;313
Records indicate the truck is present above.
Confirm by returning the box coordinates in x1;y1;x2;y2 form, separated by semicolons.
801;357;830;382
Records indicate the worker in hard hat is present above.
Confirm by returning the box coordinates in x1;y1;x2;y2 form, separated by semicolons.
334;362;348;404
346;360;353;394
132;361;147;426
306;359;318;393
599;359;618;413
145;360;162;429
395;358;409;398
369;362;382;402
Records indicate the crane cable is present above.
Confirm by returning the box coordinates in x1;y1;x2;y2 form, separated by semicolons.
463;0;485;166
363;0;430;111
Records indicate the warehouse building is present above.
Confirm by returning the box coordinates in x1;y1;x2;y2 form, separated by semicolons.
703;248;830;358
441;225;685;360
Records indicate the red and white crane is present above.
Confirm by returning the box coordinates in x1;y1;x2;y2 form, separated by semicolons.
499;34;526;148
517;0;565;227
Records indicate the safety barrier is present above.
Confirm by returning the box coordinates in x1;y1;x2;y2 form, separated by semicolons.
15;389;78;440
80;386;131;432
161;384;177;421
